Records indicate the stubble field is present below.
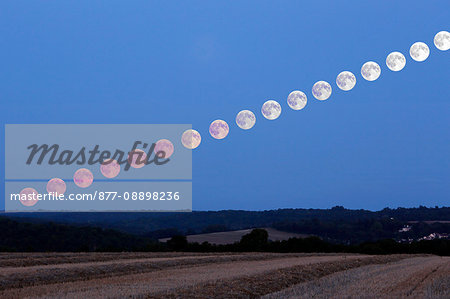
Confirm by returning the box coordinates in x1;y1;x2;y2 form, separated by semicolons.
0;252;447;298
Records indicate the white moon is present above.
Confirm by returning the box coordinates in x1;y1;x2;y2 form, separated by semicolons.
181;129;201;149
209;119;229;139
336;71;356;91
410;42;430;62
312;81;332;101
361;61;381;81
287;90;307;110
386;51;406;71
434;31;450;51
261;100;281;120
236;110;256;130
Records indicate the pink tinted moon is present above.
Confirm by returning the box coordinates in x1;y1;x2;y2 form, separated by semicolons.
19;187;39;207
154;139;174;158
73;168;94;188
100;159;120;178
128;149;147;168
46;178;67;195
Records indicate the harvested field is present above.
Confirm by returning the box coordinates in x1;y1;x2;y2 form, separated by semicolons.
0;252;445;298
159;228;309;245
0;252;337;291
0;252;230;267
263;256;450;299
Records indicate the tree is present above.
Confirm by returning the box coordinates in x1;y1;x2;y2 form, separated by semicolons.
240;229;268;251
167;235;188;250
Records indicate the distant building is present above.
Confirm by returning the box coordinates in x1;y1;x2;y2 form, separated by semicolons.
418;233;449;241
398;225;411;232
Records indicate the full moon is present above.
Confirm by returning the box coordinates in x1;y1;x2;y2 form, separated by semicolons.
236;110;256;130
261;100;281;120
46;178;66;194
154;139;174;158
434;31;450;51
181;129;201;149
336;71;356;91
287;90;307;110
410;42;430;62
73;168;94;188
361;61;381;81
128;149;147;168
209;120;229;139
100;159;120;178
386;52;406;71
19;187;39;207
312;81;332;101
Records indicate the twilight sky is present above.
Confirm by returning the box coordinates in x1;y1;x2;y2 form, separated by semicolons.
1;1;449;211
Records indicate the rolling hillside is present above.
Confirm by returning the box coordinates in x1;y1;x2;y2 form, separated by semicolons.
159;228;310;245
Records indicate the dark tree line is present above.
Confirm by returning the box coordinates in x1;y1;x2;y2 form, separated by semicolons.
166;229;449;256
0;217;159;252
7;206;449;240
1;216;448;255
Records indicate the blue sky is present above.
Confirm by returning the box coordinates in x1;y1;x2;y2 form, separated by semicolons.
1;1;449;211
